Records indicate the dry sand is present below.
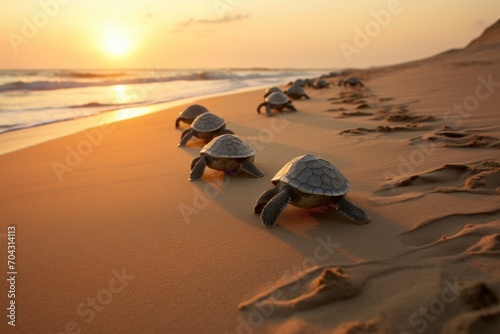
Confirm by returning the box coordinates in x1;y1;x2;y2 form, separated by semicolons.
1;21;499;334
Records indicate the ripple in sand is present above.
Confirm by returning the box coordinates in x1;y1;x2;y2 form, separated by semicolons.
340;124;426;135
400;215;500;248
238;218;500;333
468;234;500;254
419;127;500;149
387;114;435;123
239;266;361;317
377;160;500;198
338;111;374;117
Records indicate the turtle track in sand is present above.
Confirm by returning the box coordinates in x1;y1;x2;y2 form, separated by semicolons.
339;124;426;135
238;219;500;333
413;126;500;149
376;160;500;201
328;90;434;137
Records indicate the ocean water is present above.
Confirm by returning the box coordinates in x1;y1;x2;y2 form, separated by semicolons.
0;68;326;134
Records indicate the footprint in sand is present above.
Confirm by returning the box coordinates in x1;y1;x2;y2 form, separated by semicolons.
325;107;347;112
356;103;370;109
386;114;435;123
418;126;500;149
339;124;426;135
328;92;372;105
371;105;435;123
377;160;500;201
378;97;395;102
337;111;374;118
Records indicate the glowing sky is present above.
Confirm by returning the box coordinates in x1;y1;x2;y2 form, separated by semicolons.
0;0;498;69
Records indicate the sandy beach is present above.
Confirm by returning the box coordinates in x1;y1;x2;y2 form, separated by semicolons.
1;21;500;334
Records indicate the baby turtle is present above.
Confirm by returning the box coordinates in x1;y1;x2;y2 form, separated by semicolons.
342;77;364;88
178;113;233;146
263;87;283;99
293;79;307;87
257;92;297;117
189;134;264;181
254;154;370;227
304;78;313;87
175;104;208;128
312;78;329;89
284;84;310;100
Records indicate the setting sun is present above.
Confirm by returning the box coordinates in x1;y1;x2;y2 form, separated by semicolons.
103;27;131;57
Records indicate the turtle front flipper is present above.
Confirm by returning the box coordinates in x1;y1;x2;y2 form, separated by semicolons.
254;187;279;213
285;103;297;112
180;128;191;139
241;160;264;178
189;155;207;181
257;102;266;114
178;129;194;146
260;186;292;227
190;156;201;170
265;104;273;117
304;94;310;99
335;197;370;224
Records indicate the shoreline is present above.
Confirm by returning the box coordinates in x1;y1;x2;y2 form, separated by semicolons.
0;82;284;156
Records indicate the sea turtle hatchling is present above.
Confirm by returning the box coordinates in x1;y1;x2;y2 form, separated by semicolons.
254;154;371;227
175;104;209;128
178;113;233;146
312;78;329;89
189;134;264;181
292;79;308;87
263;87;283;99
284;84;310;100
341;77;364;88
257;92;297;117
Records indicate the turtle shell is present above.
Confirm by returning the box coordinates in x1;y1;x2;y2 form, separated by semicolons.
201;134;255;158
265;92;289;104
345;77;362;84
180;104;208;118
265;87;282;95
286;84;305;95
313;79;328;87
294;79;306;87
271;154;350;196
191;113;225;132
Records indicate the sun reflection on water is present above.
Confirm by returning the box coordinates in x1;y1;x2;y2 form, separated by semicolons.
112;85;139;104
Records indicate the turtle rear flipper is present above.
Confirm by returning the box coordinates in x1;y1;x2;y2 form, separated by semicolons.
178;130;194;146
241;160;264;178
335;197;370;224
175;117;182;128
189;155;207;181
260;186;292;227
